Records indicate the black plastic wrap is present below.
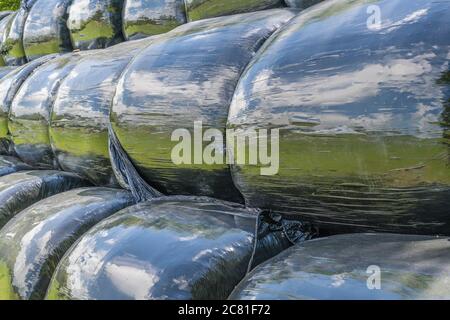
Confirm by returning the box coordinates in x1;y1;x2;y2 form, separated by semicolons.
184;0;285;21
123;0;186;40
45;196;313;300
0;11;12;21
50;39;152;187
0;55;56;155
1;1;38;66
0;187;134;300
9;52;86;169
0;170;89;228
0;12;14;66
67;0;124;50
230;233;450;300
0;66;16;78
23;0;73;61
227;0;450;235
110;9;297;203
284;0;324;9
0;155;30;177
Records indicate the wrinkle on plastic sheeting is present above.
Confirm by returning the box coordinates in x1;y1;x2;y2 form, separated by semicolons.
0;55;56;155
23;0;74;61
9;52;88;169
227;0;450;235
67;0;124;50
110;9;297;203
1;1;38;66
46;196;313;300
229;233;450;300
0;12;13;67
50;39;153;187
123;0;187;40
284;0;324;9
0;170;89;228
184;0;285;22
0;187;134;300
0;66;16;78
0;155;31;177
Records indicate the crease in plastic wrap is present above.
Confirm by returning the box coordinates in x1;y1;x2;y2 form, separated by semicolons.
23;0;74;61
67;0;124;50
9;52;88;169
0;170;89;228
110;9;297;203
122;0;187;40
284;0;324;9
46;196;313;300
184;0;285;22
229;233;450;300
1;0;38;66
0;155;30;177
0;54;56;155
227;0;450;235
0;12;14;66
0;187;134;300
50;39;153;187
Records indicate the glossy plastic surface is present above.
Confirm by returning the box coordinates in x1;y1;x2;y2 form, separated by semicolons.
0;155;30;177
0;187;134;300
230;233;450;300
284;0;323;8
227;0;450;234
0;13;14;66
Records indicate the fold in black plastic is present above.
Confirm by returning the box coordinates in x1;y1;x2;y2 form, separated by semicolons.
227;0;450;235
46;197;313;300
284;0;324;8
110;9;297;203
67;0;124;50
122;0;187;40
0;170;89;228
0;187;134;300
23;0;73;61
0;155;31;177
0;12;14;66
230;233;450;300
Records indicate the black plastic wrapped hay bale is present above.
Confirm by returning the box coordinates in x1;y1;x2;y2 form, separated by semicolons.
284;0;324;9
0;55;56;155
23;0;73;61
110;9;296;203
123;0;186;40
184;0;285;22
50;39;152;187
0;12;14;66
1;1;38;66
9;52;87;169
67;0;124;50
0;187;134;300
227;0;450;235
0;155;30;177
45;196;312;300
230;233;450;300
0;170;89;228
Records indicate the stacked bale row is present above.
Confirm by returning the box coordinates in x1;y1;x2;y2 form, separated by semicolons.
0;0;320;67
0;8;309;300
0;0;448;300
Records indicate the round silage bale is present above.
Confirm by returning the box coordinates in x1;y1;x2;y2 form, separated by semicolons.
0;187;133;300
67;0;124;50
50;39;153;187
23;0;73;61
9;52;88;169
184;0;285;22
0;170;89;229
111;9;297;203
45;197;304;300
0;55;56;155
0;12;14;67
122;0;187;40
1;1;38;66
229;233;450;300
227;0;450;235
